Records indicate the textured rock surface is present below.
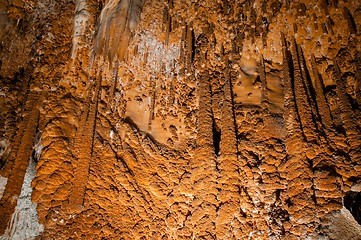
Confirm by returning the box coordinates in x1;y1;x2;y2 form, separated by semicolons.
0;157;44;240
0;0;361;239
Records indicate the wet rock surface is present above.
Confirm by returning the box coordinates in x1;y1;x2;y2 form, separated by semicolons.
0;0;361;239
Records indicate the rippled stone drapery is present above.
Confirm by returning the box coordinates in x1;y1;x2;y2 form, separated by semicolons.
0;0;361;239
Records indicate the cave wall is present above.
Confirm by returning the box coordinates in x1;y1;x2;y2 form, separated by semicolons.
0;0;361;239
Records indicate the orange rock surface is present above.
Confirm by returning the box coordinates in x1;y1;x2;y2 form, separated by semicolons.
0;0;361;239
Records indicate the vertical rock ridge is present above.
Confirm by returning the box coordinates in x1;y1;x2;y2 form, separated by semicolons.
333;59;361;163
68;66;101;212
280;35;317;238
216;63;240;238
0;92;41;234
291;39;318;143
310;54;336;146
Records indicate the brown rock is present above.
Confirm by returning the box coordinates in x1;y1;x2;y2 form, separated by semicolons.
0;0;360;238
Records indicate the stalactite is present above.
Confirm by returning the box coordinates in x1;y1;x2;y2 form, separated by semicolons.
309;59;342;213
186;24;194;70
165;15;171;46
250;8;256;44
190;71;218;238
333;60;360;160
310;55;335;142
68;70;101;211
94;0;145;62
235;31;244;54
219;65;237;155
281;33;302;140
261;17;269;47
355;51;361;107
216;63;240;237
259;55;268;105
333;60;357;136
179;24;187;75
280;34;316;237
0;117;25;176
291;39;318;143
195;49;213;151
162;6;168;28
0;96;27;174
188;34;218;239
0;92;41;234
148;77;156;131
298;47;316;112
343;7;357;34
162;6;171;46
71;0;92;59
108;60;119;111
168;80;175;106
298;45;322;137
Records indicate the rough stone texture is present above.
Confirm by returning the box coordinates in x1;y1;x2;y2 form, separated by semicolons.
0;157;44;240
0;0;361;239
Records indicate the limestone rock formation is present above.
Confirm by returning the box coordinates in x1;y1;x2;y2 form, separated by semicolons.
0;0;361;239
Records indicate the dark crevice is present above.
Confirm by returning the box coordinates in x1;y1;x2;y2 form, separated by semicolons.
275;189;281;201
342;72;359;111
343;7;357;34
31;130;42;163
6;67;26;85
90;78;101;158
311;185;317;205
315;73;337;135
313;165;338;176
344;191;361;224
212;119;221;157
108;142;134;176
123;116;141;132
191;29;195;62
226;63;240;155
285;198;293;207
299;48;322;128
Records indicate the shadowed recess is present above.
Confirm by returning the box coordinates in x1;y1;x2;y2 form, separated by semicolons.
344;191;361;225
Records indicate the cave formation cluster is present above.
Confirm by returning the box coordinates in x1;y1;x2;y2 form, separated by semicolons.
0;0;361;239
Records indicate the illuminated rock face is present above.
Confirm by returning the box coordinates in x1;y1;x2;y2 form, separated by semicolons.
0;0;361;239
